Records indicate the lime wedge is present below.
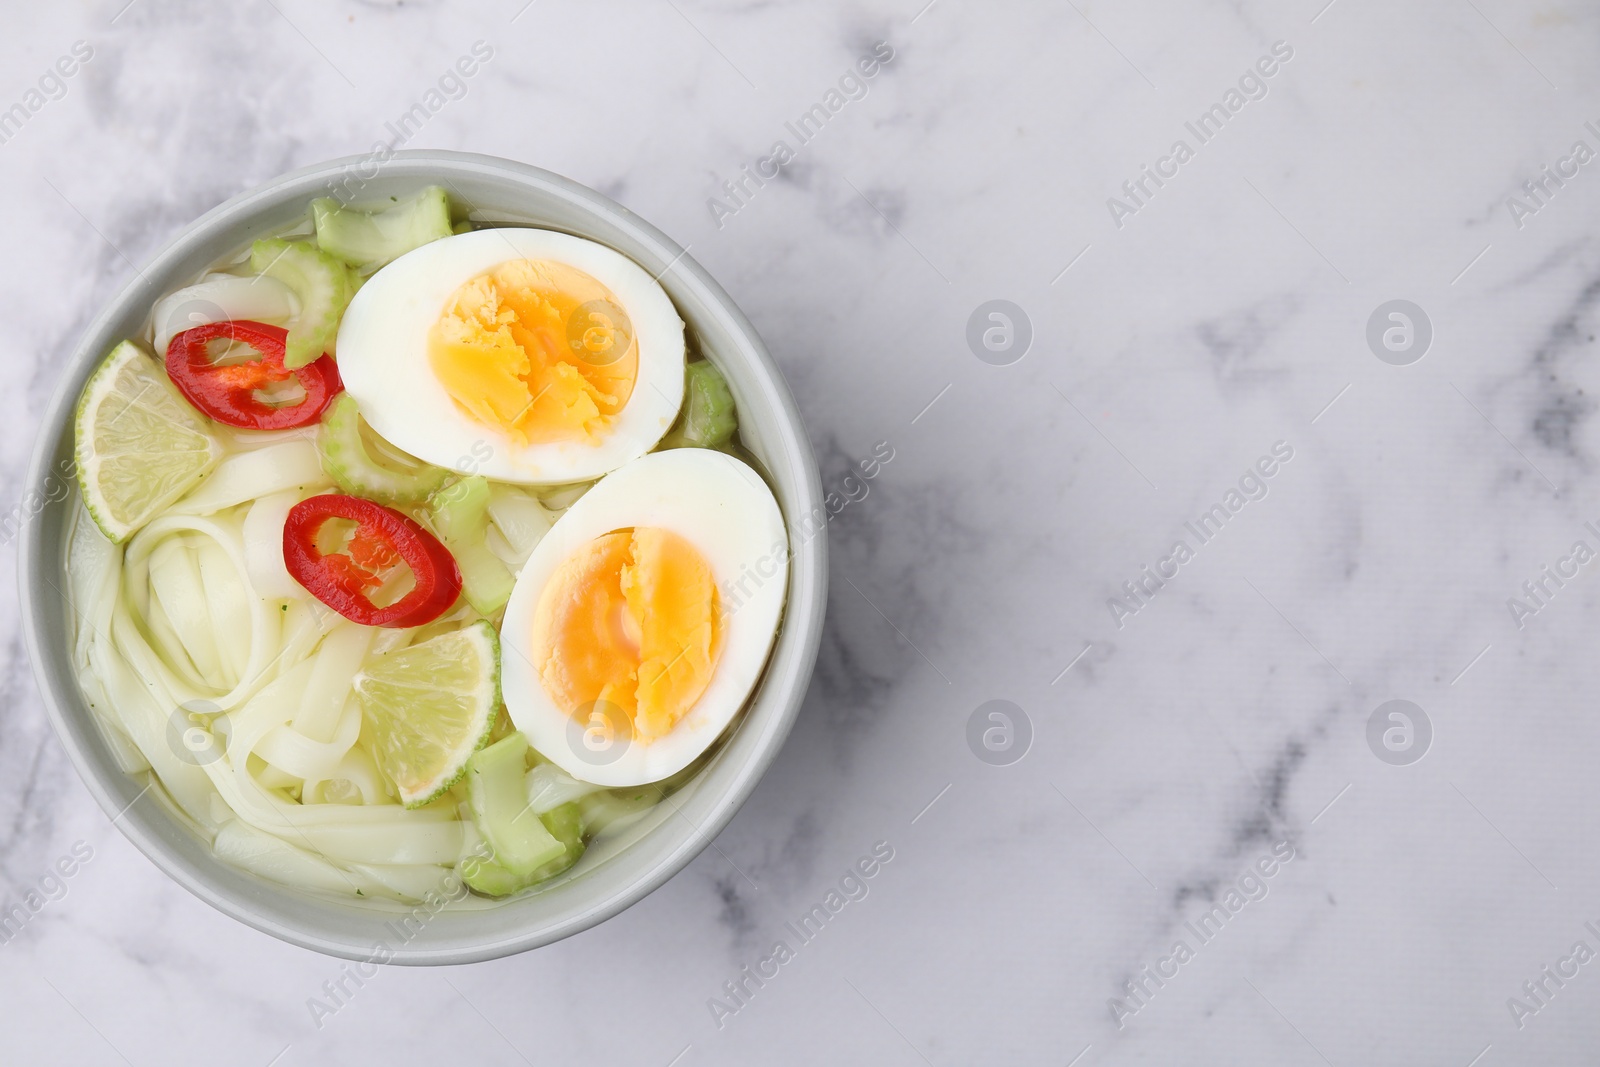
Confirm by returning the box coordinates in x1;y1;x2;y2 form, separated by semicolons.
355;621;501;808
74;339;221;543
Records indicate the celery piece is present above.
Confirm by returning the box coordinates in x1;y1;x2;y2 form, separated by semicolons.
460;854;528;897
466;733;566;877
578;786;663;836
537;481;592;512
542;802;583;854
459;803;586;897
318;393;450;505
524;760;603;815
486;484;553;562
250;238;353;369
312;186;453;271
661;360;737;449
528;802;586;881
430;476;515;614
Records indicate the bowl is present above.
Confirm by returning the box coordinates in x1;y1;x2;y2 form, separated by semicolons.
17;151;826;963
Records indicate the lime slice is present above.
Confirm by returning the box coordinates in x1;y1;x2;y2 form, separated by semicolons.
355;621;501;808
74;340;222;543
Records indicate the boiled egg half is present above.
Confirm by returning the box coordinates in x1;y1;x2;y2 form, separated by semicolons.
335;228;685;485
499;448;787;786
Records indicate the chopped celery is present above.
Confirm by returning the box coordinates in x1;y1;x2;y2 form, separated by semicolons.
312;186;453;271
578;786;663;837
459;803;586;897
318;394;450;505
250;238;353;369
661;360;737;449
529;801;586;880
460;854;529;897
541;800;584;848
465;733;566;877
524;760;603;815
430;476;515;615
537;482;591;511
486;484;552;561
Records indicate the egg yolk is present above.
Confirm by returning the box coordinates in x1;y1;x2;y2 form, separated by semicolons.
428;259;638;445
531;527;722;745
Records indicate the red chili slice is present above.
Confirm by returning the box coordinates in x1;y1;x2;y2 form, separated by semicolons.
165;320;341;430
283;494;462;628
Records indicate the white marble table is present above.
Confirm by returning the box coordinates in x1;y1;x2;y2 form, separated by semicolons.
6;1;1600;1063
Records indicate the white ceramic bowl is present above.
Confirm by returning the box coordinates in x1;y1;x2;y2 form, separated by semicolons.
18;152;826;963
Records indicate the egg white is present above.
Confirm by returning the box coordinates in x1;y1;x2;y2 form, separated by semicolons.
499;449;788;786
335;228;685;485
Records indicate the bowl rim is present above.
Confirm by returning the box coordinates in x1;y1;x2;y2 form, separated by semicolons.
17;150;827;963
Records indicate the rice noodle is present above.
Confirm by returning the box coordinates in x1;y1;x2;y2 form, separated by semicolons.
295;624;373;742
151;272;298;356
171;439;330;515
241;490;306;600
303;747;388;807
255;697;362;782
121;512;282;712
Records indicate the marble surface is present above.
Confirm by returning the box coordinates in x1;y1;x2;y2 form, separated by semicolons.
6;0;1600;1063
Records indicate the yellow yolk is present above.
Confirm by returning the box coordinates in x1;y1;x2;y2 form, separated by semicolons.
428;259;638;445
530;527;721;744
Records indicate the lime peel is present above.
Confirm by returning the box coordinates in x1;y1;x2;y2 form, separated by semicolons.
354;620;501;809
74;339;222;544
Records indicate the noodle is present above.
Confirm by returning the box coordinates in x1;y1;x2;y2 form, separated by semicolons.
71;437;581;901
